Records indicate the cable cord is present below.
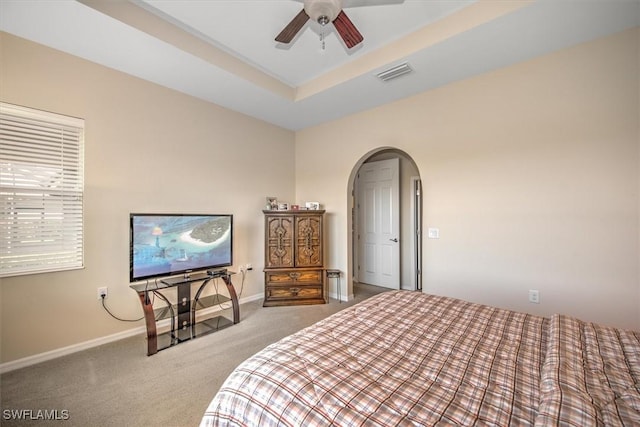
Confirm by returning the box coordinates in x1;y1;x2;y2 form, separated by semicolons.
100;295;144;322
212;269;246;311
238;268;246;297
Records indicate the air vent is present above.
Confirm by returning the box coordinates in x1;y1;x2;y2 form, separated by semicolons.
376;62;413;82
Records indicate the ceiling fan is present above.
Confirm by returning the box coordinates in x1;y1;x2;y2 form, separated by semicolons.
275;0;364;49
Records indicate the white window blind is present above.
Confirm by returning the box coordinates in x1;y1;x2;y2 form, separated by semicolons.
0;103;84;277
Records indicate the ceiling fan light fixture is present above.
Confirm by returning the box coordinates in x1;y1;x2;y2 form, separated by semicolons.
377;62;413;82
317;15;330;26
276;0;363;49
304;0;342;24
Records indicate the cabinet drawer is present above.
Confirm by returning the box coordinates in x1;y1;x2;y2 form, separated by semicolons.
266;285;323;300
266;270;322;285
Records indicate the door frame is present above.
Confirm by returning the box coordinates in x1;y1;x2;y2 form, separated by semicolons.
411;176;423;291
348;148;422;298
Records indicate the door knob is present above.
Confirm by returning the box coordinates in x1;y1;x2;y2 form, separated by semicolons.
390;238;398;242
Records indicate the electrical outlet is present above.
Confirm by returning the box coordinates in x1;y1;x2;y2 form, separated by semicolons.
98;287;108;300
528;289;539;304
246;263;253;271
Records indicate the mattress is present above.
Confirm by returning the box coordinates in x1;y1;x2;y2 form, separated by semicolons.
201;290;640;426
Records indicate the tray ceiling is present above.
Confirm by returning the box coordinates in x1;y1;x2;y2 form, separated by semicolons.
1;0;638;130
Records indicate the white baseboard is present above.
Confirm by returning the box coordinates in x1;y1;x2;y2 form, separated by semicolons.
326;291;353;302
0;293;264;374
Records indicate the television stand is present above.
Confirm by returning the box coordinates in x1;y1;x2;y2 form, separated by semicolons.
130;271;239;355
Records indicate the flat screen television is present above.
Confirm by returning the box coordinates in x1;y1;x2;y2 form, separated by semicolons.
130;213;233;282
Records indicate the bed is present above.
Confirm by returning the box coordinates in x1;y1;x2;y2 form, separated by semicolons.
201;290;640;426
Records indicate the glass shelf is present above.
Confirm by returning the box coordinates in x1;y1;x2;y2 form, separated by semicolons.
151;294;231;321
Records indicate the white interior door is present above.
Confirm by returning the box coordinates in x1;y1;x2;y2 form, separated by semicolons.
357;158;400;289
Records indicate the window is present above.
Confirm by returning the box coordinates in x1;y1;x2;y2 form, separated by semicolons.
0;103;84;277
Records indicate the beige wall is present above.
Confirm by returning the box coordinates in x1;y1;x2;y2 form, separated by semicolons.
296;28;640;330
0;33;295;363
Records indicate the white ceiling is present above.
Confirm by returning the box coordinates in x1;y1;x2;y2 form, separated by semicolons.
1;0;639;131
137;0;472;87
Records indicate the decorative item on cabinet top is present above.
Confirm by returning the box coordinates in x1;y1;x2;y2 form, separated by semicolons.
264;196;322;211
263;209;326;307
265;197;278;210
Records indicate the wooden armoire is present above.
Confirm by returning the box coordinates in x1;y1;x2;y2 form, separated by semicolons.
263;209;326;306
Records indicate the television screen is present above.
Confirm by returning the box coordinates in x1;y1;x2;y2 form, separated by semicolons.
130;213;232;282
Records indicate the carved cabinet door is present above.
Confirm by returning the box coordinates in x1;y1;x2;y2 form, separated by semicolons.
266;215;294;268
295;215;323;267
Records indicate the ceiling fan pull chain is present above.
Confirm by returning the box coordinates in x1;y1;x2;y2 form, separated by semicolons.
320;31;325;50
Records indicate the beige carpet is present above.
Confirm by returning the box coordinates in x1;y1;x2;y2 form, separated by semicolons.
0;283;387;427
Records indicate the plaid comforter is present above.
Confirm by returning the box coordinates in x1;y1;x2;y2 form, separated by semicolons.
535;314;640;426
201;291;640;426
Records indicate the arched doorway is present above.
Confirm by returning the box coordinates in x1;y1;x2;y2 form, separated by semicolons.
347;148;422;296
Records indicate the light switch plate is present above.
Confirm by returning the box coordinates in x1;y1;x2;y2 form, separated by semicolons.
428;227;440;239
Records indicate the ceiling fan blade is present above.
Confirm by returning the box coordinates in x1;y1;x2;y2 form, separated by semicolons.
333;10;363;49
275;9;310;44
